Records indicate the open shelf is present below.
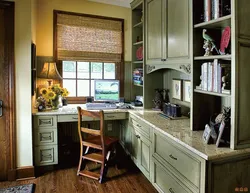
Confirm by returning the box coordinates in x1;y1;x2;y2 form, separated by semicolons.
134;84;143;87
133;21;143;28
194;89;231;97
194;15;231;29
194;55;231;60
133;61;143;64
133;41;143;46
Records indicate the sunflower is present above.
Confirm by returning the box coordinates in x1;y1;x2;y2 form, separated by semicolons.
40;88;48;96
46;90;56;100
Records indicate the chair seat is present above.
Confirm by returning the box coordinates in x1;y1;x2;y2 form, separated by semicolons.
84;136;119;149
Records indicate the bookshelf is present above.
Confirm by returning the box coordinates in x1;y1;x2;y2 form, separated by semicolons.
131;0;144;104
192;0;250;150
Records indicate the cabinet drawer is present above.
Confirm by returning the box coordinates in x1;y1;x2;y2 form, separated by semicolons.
152;158;192;193
34;145;58;166
34;116;57;128
153;131;202;190
34;129;57;146
58;113;127;122
129;114;151;139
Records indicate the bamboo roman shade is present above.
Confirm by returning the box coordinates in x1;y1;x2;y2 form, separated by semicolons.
56;13;123;62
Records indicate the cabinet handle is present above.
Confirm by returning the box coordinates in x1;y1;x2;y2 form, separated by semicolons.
72;117;78;120
169;154;177;160
169;188;175;193
41;136;52;140
42;154;52;159
107;115;115;118
136;124;141;128
136;135;140;139
39;119;52;125
161;59;166;61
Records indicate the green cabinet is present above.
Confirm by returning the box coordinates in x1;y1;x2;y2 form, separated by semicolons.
119;120;131;153
145;0;191;74
130;125;151;180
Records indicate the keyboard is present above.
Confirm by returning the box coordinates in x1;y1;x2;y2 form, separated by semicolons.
85;103;117;110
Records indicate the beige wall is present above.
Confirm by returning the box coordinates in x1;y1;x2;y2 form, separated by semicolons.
14;0;33;167
36;0;132;61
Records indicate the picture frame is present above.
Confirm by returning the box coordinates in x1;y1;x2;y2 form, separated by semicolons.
183;80;191;102
216;120;226;147
172;79;182;100
202;124;211;144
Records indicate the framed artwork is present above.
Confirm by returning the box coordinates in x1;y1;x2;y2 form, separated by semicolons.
202;124;211;144
183;80;191;102
172;79;182;100
216;120;226;147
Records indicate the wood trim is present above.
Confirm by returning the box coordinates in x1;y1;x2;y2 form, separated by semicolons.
1;1;16;181
16;166;35;181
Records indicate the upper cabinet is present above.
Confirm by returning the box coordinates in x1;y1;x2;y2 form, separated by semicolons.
145;0;192;74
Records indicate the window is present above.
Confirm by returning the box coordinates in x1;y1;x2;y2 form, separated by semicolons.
62;61;116;97
54;10;124;101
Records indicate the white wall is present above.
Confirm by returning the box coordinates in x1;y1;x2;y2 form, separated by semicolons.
15;0;33;167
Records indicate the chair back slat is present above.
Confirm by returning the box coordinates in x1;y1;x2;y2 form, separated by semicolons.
81;127;101;136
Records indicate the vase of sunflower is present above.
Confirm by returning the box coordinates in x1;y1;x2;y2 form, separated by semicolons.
39;84;69;110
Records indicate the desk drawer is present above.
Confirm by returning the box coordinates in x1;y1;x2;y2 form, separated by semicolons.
34;129;57;146
35;145;58;166
153;131;202;190
34;116;57;128
129;114;151;140
58;113;127;122
152;158;192;193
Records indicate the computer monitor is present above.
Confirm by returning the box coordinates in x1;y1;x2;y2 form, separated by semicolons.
94;80;120;102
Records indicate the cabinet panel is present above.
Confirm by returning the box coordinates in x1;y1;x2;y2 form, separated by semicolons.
131;128;140;164
34;115;57;128
153;131;202;189
236;42;250;148
146;0;164;62
34;129;57;146
167;0;189;59
140;135;151;178
35;145;58;166
152;158;192;193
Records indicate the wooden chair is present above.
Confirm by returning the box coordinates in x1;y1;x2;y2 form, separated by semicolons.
77;107;119;183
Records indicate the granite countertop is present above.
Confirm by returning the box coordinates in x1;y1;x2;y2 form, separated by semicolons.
32;105;250;161
129;110;250;161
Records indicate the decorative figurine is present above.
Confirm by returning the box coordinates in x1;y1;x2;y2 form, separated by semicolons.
153;89;165;110
202;29;219;56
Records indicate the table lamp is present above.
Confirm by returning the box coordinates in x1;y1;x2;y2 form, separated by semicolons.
38;62;62;86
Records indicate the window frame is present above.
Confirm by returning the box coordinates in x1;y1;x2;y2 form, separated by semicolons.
53;10;124;104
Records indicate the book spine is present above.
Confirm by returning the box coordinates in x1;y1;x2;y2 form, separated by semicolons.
204;62;208;91
212;0;221;19
213;59;218;92
217;63;222;93
208;62;213;92
204;0;211;21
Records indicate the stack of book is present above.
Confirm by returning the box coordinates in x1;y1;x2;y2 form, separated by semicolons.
204;0;231;21
133;68;143;86
196;59;231;94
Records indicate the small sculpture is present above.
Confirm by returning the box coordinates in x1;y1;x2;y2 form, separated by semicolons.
153;89;164;110
202;29;219;56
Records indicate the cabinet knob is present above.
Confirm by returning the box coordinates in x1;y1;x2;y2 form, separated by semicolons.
161;59;166;61
136;135;140;139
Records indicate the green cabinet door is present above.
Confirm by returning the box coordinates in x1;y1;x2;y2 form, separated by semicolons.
167;0;190;60
131;128;140;165
140;134;151;179
146;0;166;64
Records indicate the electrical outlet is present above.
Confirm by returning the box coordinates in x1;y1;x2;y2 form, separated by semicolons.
107;123;112;131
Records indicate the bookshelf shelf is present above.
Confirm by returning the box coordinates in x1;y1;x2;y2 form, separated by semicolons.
133;21;143;28
134;84;143;87
133;41;143;46
194;15;231;29
133;61;143;64
194;55;231;60
194;89;231;97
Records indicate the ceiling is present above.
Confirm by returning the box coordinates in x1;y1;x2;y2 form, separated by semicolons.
88;0;132;8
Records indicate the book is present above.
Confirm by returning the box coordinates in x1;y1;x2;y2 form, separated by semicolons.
208;62;213;92
213;59;218;92
204;0;212;21
202;63;208;91
212;0;231;19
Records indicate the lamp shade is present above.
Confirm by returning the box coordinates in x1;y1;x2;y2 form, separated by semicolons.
38;62;62;80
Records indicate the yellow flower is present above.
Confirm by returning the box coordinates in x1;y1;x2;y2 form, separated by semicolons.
46;91;56;100
40;88;48;96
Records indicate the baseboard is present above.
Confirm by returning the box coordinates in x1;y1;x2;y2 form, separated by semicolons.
16;166;35;181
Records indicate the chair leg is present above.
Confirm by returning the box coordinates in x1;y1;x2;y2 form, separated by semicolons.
77;146;89;175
